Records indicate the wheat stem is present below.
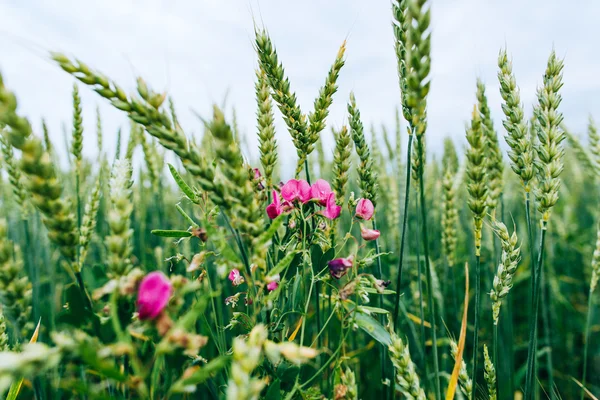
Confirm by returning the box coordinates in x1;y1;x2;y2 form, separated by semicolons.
393;133;413;328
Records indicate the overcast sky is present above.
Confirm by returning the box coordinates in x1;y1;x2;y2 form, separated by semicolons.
1;0;599;175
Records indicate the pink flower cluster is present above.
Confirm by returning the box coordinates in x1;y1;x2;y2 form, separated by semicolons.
266;179;341;220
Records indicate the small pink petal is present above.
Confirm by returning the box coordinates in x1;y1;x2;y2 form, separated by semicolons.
281;179;301;202
360;226;381;241
322;192;341;220
310;179;332;205
228;269;244;286
267;281;279;291
266;190;283;219
297;180;312;203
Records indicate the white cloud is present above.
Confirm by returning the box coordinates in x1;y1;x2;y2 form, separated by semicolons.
1;0;599;176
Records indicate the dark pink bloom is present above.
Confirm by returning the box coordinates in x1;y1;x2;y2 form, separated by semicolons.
321;193;341;220
281;179;311;203
328;256;354;279
137;271;172;320
310;179;333;205
253;168;265;190
228;269;244;286
266;190;283;219
360;225;381;241
355;198;374;220
266;281;279;291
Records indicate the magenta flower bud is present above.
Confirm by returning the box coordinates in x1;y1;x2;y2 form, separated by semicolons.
355;198;374;220
266;274;280;291
310;179;332;205
137;271;172;320
281;179;311;203
266;190;283;219
321;192;341;220
253;168;262;179
360;225;381;241
328;256;354;279
228;268;245;286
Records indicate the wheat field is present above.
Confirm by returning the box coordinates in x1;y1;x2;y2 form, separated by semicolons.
0;0;598;399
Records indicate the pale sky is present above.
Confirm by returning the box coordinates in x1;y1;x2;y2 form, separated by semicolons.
2;0;599;175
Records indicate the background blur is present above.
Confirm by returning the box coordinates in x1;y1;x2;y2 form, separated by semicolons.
2;0;600;173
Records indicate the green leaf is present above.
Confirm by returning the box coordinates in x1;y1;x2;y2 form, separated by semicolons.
359;306;390;315
151;229;192;238
5;379;23;400
264;379;281;400
168;163;200;203
6;320;42;400
354;311;392;347
169;356;230;393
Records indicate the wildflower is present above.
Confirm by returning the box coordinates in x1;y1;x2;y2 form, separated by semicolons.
310;179;333;205
253;168;265;190
322;192;342;220
328;256;354;279
266;273;280;291
375;279;391;293
228;269;245;286
137;271;172;320
355;198;374;220
266;190;283;219
281;179;311;203
225;293;241;308
187;252;209;273
360;225;380;241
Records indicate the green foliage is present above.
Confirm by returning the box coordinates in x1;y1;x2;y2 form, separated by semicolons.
0;9;596;400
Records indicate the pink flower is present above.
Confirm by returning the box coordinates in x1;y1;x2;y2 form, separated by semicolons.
328;256;354;279
137;271;172;320
228;269;245;286
310;179;333;205
360;225;381;241
266;190;283;219
266;273;280;291
355;198;374;220
253;168;262;179
321;192;341;220
281;179;311;203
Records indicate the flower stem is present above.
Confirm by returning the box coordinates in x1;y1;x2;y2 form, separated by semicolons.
415;195;426;369
417;146;441;400
493;320;499;400
525;221;547;400
471;254;481;400
393;133;414;329
541;266;555;399
581;286;594;400
304;158;311;185
75;270;93;310
372;217;388;398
